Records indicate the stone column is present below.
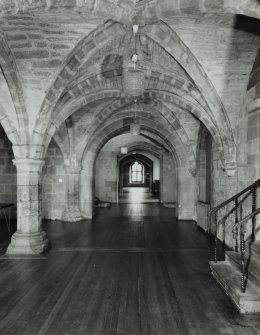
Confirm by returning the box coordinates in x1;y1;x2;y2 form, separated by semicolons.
80;172;94;219
7;158;48;255
80;164;94;219
62;165;82;222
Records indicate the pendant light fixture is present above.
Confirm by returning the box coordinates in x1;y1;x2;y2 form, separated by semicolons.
130;98;141;135
122;24;145;98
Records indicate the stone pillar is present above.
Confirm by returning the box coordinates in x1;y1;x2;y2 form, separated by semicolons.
80;163;94;219
161;154;177;205
80;151;95;219
80;172;94;219
246;49;260;240
7;158;49;255
62;165;82;222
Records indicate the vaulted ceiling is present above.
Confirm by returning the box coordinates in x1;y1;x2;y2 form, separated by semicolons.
0;0;259;174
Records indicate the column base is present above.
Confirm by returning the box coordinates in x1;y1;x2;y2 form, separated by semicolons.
62;208;83;222
81;211;93;220
6;231;49;255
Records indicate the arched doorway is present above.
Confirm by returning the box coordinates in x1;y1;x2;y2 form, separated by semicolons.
196;123;212;231
119;154;153;190
129;161;145;185
118;153;158;204
0;124;17;254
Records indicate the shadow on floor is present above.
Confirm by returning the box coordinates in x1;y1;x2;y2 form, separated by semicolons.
0;219;16;254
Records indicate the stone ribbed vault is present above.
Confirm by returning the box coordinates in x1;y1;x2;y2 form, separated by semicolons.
0;2;258;255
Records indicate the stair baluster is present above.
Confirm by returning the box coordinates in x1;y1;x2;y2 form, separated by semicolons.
239;204;243;229
208;179;260;312
235;199;238;252
240;225;246;293
214;212;218;262
252;186;257;242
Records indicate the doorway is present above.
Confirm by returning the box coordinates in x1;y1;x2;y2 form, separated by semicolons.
118;154;159;204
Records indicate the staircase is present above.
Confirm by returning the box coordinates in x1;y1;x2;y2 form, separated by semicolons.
208;180;260;313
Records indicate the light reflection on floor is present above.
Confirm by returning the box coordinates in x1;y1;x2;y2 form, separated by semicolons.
118;187;159;204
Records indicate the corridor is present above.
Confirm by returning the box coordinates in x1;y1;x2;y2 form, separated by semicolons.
0;204;259;335
118;187;159;203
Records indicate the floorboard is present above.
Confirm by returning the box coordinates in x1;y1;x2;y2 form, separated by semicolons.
0;204;259;334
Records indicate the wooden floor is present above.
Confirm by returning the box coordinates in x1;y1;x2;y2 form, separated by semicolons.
118;187;159;203
0;204;260;335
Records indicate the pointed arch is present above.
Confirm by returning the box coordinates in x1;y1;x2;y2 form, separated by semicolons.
35;19;235;175
33;20;127;141
142;21;236;175
0;31;29;146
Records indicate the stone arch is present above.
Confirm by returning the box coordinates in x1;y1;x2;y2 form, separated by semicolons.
140;1;260;22
0;31;29;146
0;101;20;146
79;110;196;214
143;21;236;174
196;123;212;204
80;121;181;218
78;113;184;169
37;59;226;169
119;153;154;189
41;85;222;169
121;142;163;160
76;97;194;149
80;118;196;219
42;68;208;133
118;142;165;196
81;119;180;174
73;99;195;169
0;1;259;21
53;126;70;165
34;19;235;176
33;20;127;140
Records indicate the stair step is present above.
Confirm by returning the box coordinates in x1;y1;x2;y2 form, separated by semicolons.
209;261;260;313
226;251;260;288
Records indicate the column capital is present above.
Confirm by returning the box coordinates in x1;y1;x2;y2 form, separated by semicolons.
13;158;45;173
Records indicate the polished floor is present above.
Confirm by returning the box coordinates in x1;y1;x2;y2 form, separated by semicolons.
0;204;260;335
118;187;159;203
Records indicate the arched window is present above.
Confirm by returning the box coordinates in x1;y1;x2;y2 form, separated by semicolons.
130;161;144;183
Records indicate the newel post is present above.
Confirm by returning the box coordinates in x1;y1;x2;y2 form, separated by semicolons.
252;186;257;241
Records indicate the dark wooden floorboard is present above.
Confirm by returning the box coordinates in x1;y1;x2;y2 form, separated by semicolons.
0;204;260;334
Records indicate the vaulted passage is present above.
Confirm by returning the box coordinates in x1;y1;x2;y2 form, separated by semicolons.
0;0;260;327
0;204;259;334
118;187;159;204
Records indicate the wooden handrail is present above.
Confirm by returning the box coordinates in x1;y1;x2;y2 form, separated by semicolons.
209;179;260;215
232;207;260;232
216;190;253;227
0;203;15;210
210;179;260;293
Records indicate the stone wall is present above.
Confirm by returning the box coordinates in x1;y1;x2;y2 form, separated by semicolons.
138;151;160;181
211;140;240;248
0;14;96;131
245;48;260;240
171;17;260;138
95;144;182;211
197;127;212;203
210;47;260;245
42;139;66;220
161;154;177;205
0;125;16;218
246;48;260;184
